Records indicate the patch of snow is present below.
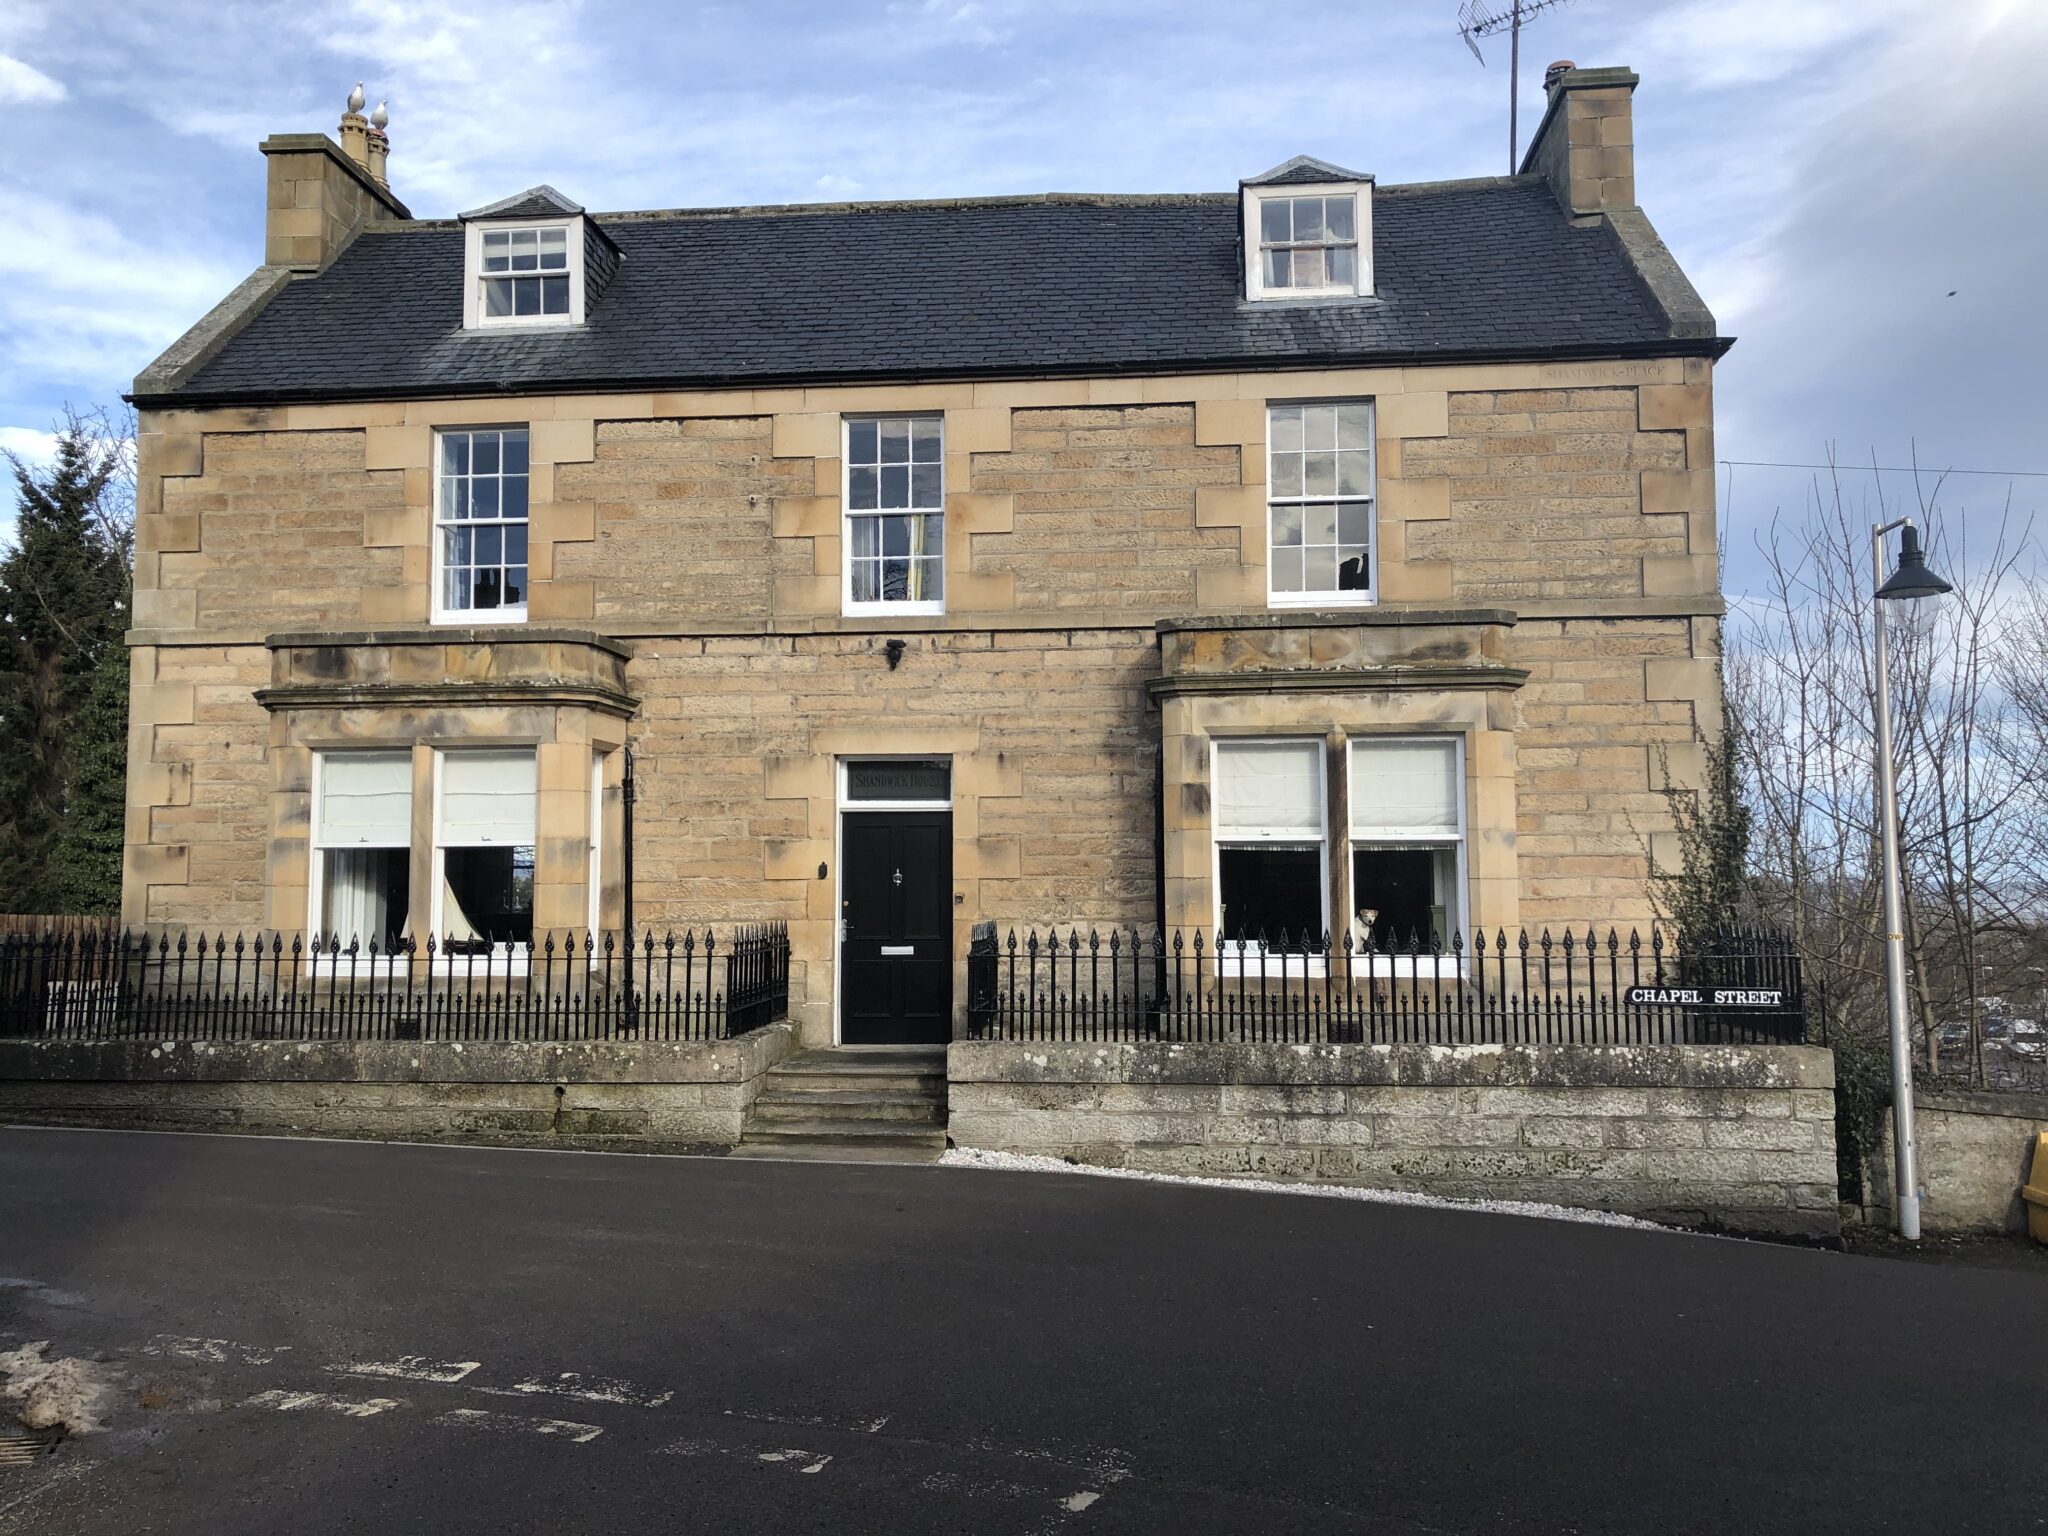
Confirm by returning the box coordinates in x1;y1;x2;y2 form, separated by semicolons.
0;1340;113;1433
938;1147;1676;1232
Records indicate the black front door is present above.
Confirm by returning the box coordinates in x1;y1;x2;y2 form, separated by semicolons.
841;811;952;1044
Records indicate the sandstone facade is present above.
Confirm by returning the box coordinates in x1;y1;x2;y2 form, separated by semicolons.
125;359;1723;1043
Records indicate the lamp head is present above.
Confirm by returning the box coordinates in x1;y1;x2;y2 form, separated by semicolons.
1875;523;1953;601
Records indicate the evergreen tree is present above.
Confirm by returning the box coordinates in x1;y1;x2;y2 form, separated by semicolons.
1653;687;1755;945
48;636;130;914
0;422;132;913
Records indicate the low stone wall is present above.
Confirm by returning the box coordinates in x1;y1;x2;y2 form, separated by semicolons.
1870;1089;2048;1234
948;1041;1839;1238
0;1025;793;1151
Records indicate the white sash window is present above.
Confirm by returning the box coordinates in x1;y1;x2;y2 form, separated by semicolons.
1213;739;1327;949
1350;737;1465;950
312;752;413;949
434;749;537;951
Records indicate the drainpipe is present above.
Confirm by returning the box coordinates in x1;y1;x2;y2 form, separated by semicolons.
621;741;636;945
622;739;638;1034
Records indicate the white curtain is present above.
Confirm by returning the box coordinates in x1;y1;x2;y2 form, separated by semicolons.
1214;740;1323;837
1351;738;1459;837
322;849;404;945
440;750;537;845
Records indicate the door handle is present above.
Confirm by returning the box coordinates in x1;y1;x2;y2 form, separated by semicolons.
880;945;915;957
892;868;903;887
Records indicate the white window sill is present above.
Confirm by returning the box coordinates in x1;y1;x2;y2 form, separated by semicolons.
431;607;528;626
845;601;946;617
1267;591;1378;609
1245;289;1375;304
1348;958;1471;980
463;318;580;334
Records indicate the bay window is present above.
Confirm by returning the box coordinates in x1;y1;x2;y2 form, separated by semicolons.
435;748;537;951
1213;739;1326;948
312;751;412;949
1350;737;1465;950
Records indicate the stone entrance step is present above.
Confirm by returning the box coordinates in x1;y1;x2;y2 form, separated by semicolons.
733;1046;949;1163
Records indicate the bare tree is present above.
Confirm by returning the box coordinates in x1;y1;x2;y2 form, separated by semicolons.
1727;455;2034;1083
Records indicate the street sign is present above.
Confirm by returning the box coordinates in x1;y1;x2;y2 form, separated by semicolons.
1623;986;1788;1008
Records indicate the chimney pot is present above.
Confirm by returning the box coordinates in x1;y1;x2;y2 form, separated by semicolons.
338;82;370;171
366;103;390;190
1545;60;1576;93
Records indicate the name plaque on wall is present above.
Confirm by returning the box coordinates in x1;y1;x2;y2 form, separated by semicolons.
1622;986;1788;1008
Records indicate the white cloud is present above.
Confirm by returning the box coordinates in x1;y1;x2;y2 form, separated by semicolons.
0;426;59;464
1624;0;1917;88
0;51;63;103
0;189;242;389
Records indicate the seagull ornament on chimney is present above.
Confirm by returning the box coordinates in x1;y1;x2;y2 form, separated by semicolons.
347;82;365;113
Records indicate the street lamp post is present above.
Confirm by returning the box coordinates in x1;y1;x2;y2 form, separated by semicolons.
1871;517;1952;1242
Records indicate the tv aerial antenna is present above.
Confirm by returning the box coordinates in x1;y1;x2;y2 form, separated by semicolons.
1458;0;1576;173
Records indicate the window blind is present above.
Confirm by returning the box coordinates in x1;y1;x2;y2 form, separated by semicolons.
439;749;537;846
1214;740;1323;838
1351;738;1460;837
315;752;413;847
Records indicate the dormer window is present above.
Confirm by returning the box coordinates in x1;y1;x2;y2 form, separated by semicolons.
459;185;617;331
1258;195;1357;291
480;225;572;318
464;217;583;328
1241;157;1374;302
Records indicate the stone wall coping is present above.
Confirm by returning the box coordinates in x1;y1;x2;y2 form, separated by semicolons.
0;1024;793;1087
253;680;640;719
1914;1087;2048;1121
1157;608;1518;635
949;1040;1836;1091
266;627;636;659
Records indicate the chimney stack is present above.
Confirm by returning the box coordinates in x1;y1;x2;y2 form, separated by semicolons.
258;83;409;271
1518;62;1638;220
367;101;390;189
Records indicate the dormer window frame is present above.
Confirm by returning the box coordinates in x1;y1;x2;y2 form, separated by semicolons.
1242;179;1374;303
463;214;587;331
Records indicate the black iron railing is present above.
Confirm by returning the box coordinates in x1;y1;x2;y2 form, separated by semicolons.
967;923;1807;1046
0;926;791;1043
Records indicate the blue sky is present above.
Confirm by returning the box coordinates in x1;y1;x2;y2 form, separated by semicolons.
1;0;2042;592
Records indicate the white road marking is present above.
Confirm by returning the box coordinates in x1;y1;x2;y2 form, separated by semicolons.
660;1436;831;1474
244;1389;400;1417
758;1448;834;1473
145;1334;291;1366
482;1371;673;1408
331;1357;480;1384
1063;1490;1101;1512
724;1406;889;1435
434;1407;603;1443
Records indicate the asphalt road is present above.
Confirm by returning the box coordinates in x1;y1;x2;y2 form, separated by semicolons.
0;1128;2042;1535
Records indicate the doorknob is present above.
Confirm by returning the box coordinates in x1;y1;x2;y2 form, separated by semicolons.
892;868;903;887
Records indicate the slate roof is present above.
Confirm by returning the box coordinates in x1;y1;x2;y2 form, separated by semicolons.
459;185;584;220
146;177;1718;406
1243;155;1372;186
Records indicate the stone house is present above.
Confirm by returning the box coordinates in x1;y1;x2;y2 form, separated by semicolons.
125;63;1727;1053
